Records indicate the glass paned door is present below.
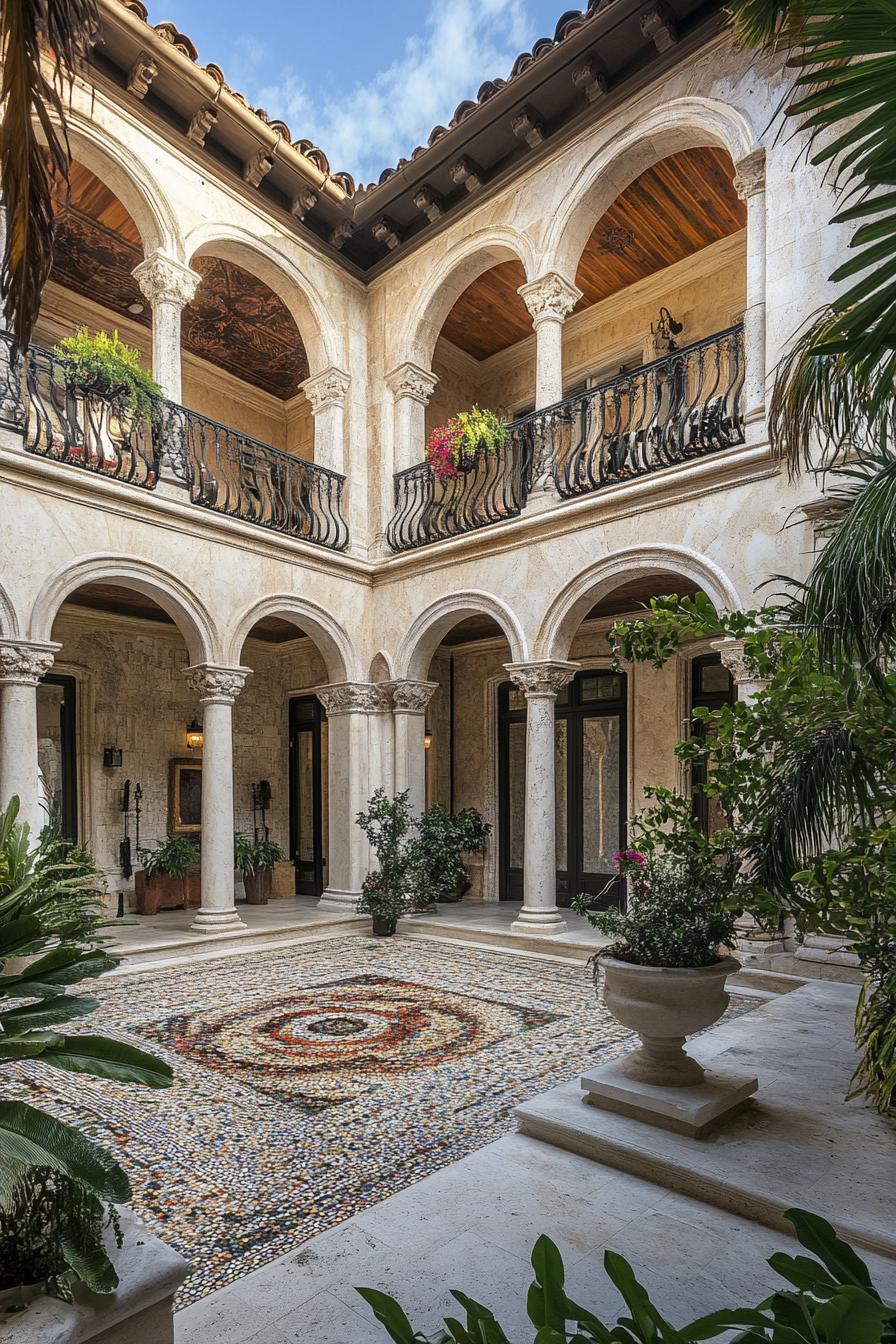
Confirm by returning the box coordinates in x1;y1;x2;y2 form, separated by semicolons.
289;695;327;896
499;670;627;907
36;675;78;841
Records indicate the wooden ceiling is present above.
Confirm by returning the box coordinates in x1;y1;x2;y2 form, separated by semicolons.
440;148;746;361
49;163;309;399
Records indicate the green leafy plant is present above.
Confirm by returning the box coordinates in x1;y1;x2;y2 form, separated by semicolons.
53;329;163;421
138;833;199;880
409;806;491;906
0;1168;122;1304
233;834;286;877
427;406;508;480
355;790;416;922
357;1207;896;1342
0;798;173;1298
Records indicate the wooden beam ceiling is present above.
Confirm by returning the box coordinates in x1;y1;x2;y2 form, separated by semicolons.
440;147;746;361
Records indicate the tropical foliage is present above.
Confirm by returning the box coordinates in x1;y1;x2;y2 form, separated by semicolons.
573;790;739;969
427;407;508;480
54;329;163;421
0;0;99;352
612;594;896;1110
0;798;173;1295
408;806;490;906
358;1207;896;1343
233;834;285;877
138;833;199;880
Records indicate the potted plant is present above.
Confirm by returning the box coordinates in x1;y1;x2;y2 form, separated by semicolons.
574;789;740;1087
135;834;200;915
355;789;415;935
409;805;491;907
234;834;286;905
52;329;163;466
426;406;508;481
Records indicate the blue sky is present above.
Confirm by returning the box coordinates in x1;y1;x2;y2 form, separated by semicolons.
151;0;567;184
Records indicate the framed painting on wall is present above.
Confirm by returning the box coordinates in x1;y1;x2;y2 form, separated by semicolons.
168;758;202;834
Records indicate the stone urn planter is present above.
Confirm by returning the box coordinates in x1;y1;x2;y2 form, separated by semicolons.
134;869;200;916
601;954;740;1087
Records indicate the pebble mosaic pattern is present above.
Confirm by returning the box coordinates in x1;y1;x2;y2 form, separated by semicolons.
13;936;756;1306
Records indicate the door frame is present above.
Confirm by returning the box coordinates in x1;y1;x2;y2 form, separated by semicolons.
39;673;79;843
288;694;326;897
497;668;628;907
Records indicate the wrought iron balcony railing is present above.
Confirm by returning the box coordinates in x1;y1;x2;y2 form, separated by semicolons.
385;325;745;552
0;332;349;551
547;324;745;498
386;417;534;552
161;403;349;551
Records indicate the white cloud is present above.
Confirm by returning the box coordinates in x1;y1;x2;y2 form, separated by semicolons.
233;0;534;184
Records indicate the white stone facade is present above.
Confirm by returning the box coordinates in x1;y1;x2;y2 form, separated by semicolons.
0;25;843;932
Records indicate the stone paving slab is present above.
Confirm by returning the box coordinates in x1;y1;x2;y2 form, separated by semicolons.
516;980;896;1261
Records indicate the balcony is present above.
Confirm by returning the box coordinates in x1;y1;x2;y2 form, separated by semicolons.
0;332;349;552
387;325;746;553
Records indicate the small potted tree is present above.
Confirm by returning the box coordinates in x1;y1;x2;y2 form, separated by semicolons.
355;789;415;936
409;805;491;907
574;788;742;1087
234;834;286;905
135;834;200;915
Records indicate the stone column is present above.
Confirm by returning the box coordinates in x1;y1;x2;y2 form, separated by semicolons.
711;636;784;958
517;273;582;411
132;251;202;404
505;660;579;934
0;639;59;838
733;150;767;424
385;362;439;474
300;366;351;475
184;664;251;933
392;680;438;819
315;682;388;912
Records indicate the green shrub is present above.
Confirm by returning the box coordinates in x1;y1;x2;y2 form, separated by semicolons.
409;806;491;905
233;834;285;876
53;329;162;421
138;834;199;879
355;791;416;920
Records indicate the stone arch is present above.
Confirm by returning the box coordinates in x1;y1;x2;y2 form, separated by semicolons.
39;111;181;258
395;591;528;681
184;224;341;376
226;594;360;684
29;557;217;666
404;227;539;369
543;97;757;282
0;580;19;640
536;546;744;661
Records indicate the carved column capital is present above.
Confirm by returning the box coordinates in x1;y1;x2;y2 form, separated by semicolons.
505;660;579;698
0;639;60;686
517;272;581;328
184;664;251;705
132;251;202;310
391;680;439;713
711;638;769;699
733;149;766;201
300;366;351;413
385;362;439;406
316;682;394;716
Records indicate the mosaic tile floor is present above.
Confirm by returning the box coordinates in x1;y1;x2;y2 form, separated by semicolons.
13;936;756;1306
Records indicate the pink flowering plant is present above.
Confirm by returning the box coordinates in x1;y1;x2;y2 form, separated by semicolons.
426;406;508;481
573;788;740;969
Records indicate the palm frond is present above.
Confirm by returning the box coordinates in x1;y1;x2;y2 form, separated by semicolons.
0;0;99;353
752;717;880;894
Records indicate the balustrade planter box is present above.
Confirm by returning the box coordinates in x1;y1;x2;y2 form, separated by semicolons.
2;1209;188;1344
134;870;200;916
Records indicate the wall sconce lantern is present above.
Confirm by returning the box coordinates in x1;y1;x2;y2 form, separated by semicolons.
185;719;204;751
423;725;433;750
651;305;683;352
102;746;123;769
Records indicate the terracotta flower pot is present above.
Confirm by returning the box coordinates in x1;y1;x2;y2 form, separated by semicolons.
244;866;272;905
600;954;740;1087
134;870;200;915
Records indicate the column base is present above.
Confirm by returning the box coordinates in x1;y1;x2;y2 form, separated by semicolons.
317;888;361;914
189;907;247;934
511;908;567;935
